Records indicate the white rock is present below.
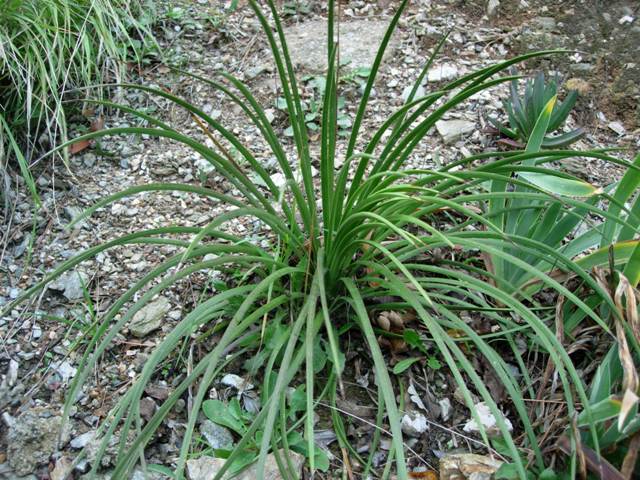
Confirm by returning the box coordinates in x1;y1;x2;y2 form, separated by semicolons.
407;384;427;411
6;359;19;387
402;85;426;102
52;360;78;383
427;63;459;83
608;121;626;136
187;456;226;480
220;373;254;392
487;0;500;17
401;411;428;437
270;173;287;188
436;120;476;144
619;15;634;25
439;398;452;421
463;402;513;437
264;109;276;124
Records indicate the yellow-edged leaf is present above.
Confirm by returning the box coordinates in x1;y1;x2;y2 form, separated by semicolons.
519;171;602;197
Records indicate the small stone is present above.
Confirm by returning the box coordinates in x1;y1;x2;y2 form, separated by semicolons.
129;297;171;337
435;120;476;144
70;431;96;449
48;271;89;300
439;398;452;421
139;397;157;422
264;109;276;125
270;173;287;188
427;63;459;83
32;324;42;339
50;456;73;480
486;0;500;17
282;20;397;72
186;456;226;480
199;420;234;450
565;78;591;95
245;65;268;79
52;360;78;383
220;373;254;392
64;206;86;228
619;15;634;25
111;204;126;215
463;402;513;437
130;468;163;480
7;409;62;476
402;85;426;102
531;16;556;32
6;359;19;387
401;411;428;437
608;121;626;136
186;450;304;480
439;453;503;480
83;153;96;167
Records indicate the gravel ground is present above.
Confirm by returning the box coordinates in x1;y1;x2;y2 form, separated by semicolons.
1;1;639;478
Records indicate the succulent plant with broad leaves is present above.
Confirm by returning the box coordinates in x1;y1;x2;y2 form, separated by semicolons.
4;1;640;479
489;72;584;148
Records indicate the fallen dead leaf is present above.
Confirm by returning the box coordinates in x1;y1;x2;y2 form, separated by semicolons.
68;139;92;155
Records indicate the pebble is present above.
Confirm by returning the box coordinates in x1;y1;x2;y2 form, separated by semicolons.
52;360;78;383
129;296;171;337
7;409;63;476
439;398;452;421
70;431;96;449
435;120;476;144
427;63;459;83
401;411;429;437
50;457;73;480
463;402;513;437
486;0;500;17
439;453;503;480
199;419;234;450
608;121;626;136
48;270;89;300
186;450;304;480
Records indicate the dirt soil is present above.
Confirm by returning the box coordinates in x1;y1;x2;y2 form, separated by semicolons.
1;0;639;479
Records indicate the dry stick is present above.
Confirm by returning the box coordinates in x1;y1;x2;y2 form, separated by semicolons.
532;294;566;419
557;435;625;480
621;431;640;480
190;113;250;184
341;447;355;480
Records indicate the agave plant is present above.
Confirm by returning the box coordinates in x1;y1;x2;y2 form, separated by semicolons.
4;1;639;479
483;96;640;296
489;72;584;148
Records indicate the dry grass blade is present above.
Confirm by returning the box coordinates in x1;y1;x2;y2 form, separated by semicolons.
613;275;640;430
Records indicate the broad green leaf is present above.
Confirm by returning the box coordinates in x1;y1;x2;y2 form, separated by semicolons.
576;240;640;271
392;357;420;375
525;95;556;154
519;172;602;197
577;397;621;427
203;399;247;435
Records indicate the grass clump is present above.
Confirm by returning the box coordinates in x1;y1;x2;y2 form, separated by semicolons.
4;0;640;478
0;0;155;199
